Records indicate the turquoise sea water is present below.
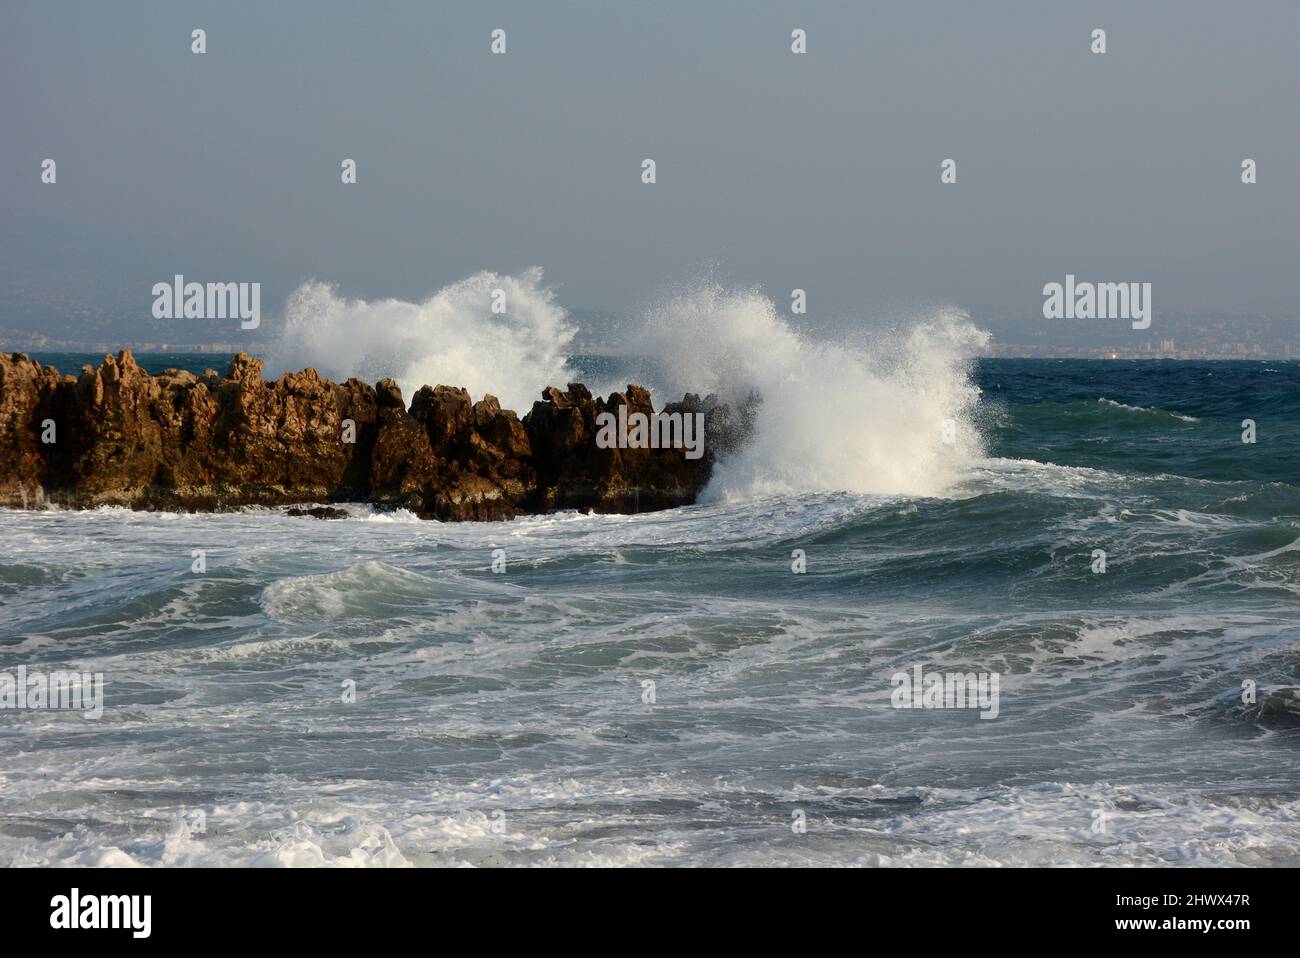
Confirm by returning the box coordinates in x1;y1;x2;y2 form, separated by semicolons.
1;357;1297;865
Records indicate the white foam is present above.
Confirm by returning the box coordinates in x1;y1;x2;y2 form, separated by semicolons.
629;281;988;499
266;270;989;499
1098;397;1199;422
268;268;576;413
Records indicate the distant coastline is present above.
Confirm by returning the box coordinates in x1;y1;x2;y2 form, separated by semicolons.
5;343;1297;363
981;344;1299;361
4;308;1297;362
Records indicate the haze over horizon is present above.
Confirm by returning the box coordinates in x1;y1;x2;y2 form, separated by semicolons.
2;0;1298;350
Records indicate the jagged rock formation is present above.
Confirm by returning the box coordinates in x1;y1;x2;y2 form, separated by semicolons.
0;350;750;520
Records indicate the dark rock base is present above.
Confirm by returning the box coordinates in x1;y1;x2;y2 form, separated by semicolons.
0;350;751;521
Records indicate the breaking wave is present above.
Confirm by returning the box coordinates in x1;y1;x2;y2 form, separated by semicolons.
268;268;576;413
269;269;989;499
628;280;989;499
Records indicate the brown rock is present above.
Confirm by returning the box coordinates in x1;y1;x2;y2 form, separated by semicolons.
0;352;746;519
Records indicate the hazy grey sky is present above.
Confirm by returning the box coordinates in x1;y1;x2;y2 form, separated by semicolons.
2;0;1298;337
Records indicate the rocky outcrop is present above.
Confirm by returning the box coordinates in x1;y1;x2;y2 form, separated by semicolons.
526;383;741;514
0;350;751;520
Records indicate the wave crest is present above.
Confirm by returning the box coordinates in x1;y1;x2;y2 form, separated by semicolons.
630;281;988;499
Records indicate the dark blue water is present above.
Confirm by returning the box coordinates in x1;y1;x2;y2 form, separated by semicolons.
4;354;1298;866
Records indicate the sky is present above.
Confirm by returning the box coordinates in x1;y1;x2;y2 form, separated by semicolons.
1;0;1298;344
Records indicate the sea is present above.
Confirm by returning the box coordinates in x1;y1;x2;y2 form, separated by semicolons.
3;325;1300;865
